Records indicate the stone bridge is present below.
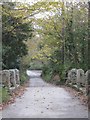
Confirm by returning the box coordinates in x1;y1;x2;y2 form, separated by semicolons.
0;69;20;94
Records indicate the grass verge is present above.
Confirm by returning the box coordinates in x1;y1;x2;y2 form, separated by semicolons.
0;87;10;104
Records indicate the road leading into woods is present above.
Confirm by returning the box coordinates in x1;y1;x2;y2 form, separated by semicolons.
2;70;88;118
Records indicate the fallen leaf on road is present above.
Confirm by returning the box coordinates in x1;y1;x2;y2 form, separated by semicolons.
50;102;53;103
25;107;28;108
1;83;28;110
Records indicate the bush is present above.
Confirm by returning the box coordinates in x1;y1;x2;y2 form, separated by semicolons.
19;62;29;85
30;61;43;70
42;64;53;82
42;62;67;85
42;72;52;82
20;71;29;85
0;87;10;103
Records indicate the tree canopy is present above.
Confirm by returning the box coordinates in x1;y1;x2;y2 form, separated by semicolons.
2;1;89;82
25;1;88;80
2;2;33;69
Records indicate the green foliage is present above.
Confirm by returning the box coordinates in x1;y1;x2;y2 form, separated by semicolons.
1;87;10;103
19;62;29;85
1;1;88;86
30;61;43;70
20;72;28;85
35;2;88;84
2;3;33;69
42;64;53;82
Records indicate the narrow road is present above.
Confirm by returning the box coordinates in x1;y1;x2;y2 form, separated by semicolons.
2;70;88;118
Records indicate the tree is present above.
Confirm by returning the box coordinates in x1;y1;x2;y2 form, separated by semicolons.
2;3;33;69
31;1;88;81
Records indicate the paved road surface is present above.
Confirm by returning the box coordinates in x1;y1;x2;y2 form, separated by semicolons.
2;70;88;118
